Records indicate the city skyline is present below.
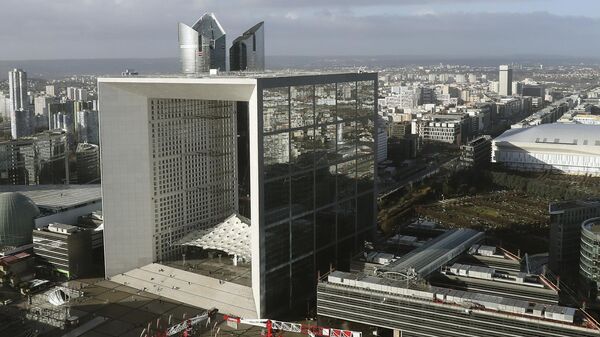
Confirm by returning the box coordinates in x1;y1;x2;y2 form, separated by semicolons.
2;0;600;60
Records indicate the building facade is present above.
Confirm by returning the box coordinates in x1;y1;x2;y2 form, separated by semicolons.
460;135;492;167
0;130;69;185
98;73;378;317
230;22;265;72
9;69;27;112
32;223;95;278
498;65;513;96
580;218;600;286
178;13;226;74
492;124;600;176
549;201;600;279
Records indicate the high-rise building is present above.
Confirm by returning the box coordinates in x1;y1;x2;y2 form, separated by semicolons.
66;87;77;100
45;85;57;97
0;130;69;185
549;201;600;279
10;109;35;139
230;22;265;72
76;110;99;145
498;65;513;96
76;88;88;101
178;13;226;74
34;96;54;117
75;143;100;184
8;69;28;113
98;73;377;317
580;217;600;288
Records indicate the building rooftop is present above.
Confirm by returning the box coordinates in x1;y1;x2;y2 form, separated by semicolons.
0;185;101;211
381;228;484;279
98;71;377;82
495;123;600;145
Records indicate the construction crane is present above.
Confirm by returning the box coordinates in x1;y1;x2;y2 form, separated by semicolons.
142;308;218;337
223;315;362;337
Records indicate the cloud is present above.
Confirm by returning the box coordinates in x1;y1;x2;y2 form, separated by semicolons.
0;0;598;60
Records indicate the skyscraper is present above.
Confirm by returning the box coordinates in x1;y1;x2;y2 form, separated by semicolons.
99;72;377;317
498;65;513;96
9;68;27;112
10;109;35;139
178;13;226;74
230;22;265;72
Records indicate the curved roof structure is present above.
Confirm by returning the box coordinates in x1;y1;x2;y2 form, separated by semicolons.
178;214;251;261
0;192;39;247
495;124;600;145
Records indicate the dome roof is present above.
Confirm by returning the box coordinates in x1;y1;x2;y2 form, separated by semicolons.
0;192;39;247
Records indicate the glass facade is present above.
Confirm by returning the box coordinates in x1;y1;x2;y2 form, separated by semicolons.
260;78;377;314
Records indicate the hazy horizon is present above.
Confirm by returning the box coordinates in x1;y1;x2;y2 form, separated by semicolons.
2;0;600;61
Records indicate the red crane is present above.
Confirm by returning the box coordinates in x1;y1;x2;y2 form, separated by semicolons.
223;315;363;337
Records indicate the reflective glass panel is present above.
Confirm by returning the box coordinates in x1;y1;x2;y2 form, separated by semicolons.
357;155;374;193
356;118;374;156
337;159;356;200
291;85;314;129
292;214;314;259
314;124;337;167
290;128;314;171
291;172;314;215
336;82;356;120
337;121;356;160
357;80;375;118
264;132;289;180
263;87;289;132
265;177;289;225
315;84;336;124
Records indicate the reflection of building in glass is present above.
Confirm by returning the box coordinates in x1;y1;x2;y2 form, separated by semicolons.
493;124;600;176
178;13;226;74
0;130;69;185
98;73;378;318
230;22;265;72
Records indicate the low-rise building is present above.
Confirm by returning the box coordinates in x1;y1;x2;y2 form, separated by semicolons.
32;221;102;279
460;135;492;167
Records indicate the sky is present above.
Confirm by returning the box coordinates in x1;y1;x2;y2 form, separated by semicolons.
1;0;600;60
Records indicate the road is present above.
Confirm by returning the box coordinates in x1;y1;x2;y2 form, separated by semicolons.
378;157;458;200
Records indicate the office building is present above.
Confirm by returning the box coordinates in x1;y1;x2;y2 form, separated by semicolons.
579;218;600;297
523;84;545;98
460;135;492;167
178;13;226;74
99;73;377;317
0;130;69;186
76;88;88;101
66;87;77;100
76;110;99;145
581;218;600;287
45;85;56;97
492;124;600;175
317;229;598;337
9;69;28;112
230;22;265;72
33;223;97;278
498;65;513;96
549;201;600;278
75;143;100;184
34;96;54;117
10;109;35;139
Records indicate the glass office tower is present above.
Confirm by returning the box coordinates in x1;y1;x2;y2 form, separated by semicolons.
259;76;377;314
